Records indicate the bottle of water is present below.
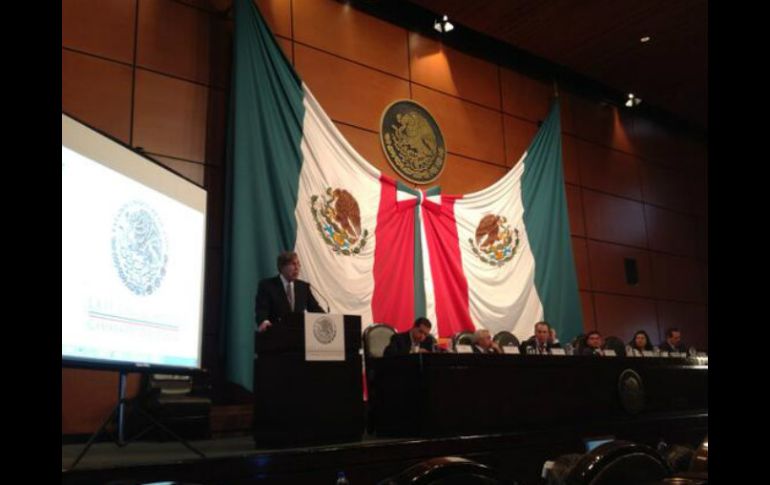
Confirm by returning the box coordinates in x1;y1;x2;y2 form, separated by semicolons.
336;471;350;485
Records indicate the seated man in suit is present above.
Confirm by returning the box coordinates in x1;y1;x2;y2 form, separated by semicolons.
549;327;561;346
471;329;502;354
659;327;687;353
521;321;562;355
384;317;436;356
581;330;604;356
255;251;324;333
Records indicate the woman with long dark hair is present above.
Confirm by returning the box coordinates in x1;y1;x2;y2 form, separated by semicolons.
628;330;654;355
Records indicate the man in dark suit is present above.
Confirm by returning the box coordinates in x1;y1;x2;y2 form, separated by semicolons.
520;321;562;355
659;327;687;353
255;251;324;332
471;329;502;354
383;317;436;356
580;330;604;356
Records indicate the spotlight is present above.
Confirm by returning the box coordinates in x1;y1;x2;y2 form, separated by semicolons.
625;93;642;107
640;36;651;43
434;15;454;33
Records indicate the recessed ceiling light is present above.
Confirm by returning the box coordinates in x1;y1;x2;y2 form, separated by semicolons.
640;36;651;43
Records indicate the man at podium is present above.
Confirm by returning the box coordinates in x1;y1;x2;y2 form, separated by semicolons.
255;251;324;332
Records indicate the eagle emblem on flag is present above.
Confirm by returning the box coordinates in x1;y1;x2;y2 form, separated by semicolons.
469;214;520;266
311;188;369;256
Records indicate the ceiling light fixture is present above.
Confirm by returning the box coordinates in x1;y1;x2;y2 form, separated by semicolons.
434;15;454;33
625;93;642;107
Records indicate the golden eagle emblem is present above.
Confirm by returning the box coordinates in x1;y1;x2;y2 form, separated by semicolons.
311;188;369;256
381;100;446;184
469;214;520;266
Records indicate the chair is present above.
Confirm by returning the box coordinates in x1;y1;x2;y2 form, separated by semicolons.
363;323;397;359
572;334;586;355
690;435;708;473
378;456;510;485
544;453;583;485
659;443;695;474
603;336;626;356
565;440;670;484
452;331;475;351
493;331;520;350
362;323;396;435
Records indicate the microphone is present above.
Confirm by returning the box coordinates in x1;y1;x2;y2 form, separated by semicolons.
309;283;331;313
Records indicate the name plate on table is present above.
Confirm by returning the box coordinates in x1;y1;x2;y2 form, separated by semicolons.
602;349;617;356
304;313;345;361
502;345;519;354
456;344;473;354
642;350;655;357
550;348;566;356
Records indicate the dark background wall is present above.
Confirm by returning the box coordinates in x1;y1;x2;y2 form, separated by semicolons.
62;0;707;435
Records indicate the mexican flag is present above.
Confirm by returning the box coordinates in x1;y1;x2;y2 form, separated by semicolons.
223;0;582;390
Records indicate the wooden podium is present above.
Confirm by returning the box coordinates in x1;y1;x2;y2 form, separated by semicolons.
252;313;364;446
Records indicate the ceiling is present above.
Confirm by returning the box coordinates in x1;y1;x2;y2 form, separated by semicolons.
408;0;708;131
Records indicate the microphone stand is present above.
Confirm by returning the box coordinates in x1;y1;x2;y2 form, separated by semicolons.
309;283;331;313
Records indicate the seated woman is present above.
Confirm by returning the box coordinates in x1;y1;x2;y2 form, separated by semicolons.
628;330;654;356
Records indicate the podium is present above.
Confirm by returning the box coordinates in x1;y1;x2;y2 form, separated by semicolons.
252;313;364;446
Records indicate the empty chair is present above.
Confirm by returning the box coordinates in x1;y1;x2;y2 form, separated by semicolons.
493;331;520;351
572;334;586;355
452;331;475;351
363;323;397;359
602;336;626;356
362;323;396;435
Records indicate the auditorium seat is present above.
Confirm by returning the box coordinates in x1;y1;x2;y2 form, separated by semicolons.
378;456;511;485
659;442;695;474
363;323;397;359
690;435;708;473
572;334;586;355
602;336;626;356
552;440;670;484
362;323;396;435
452;331;475;351
493;331;520;350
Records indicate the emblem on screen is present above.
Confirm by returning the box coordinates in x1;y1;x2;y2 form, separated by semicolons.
313;316;337;345
111;201;168;296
